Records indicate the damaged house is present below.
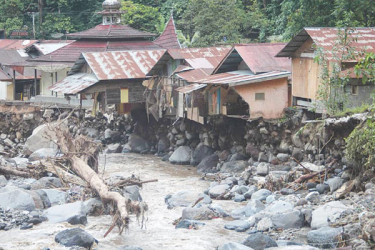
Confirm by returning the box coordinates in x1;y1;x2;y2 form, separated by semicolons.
277;27;375;111
174;43;291;121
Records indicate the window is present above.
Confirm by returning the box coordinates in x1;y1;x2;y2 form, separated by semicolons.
121;88;129;103
255;93;265;101
112;17;117;23
106;17;111;23
351;85;358;95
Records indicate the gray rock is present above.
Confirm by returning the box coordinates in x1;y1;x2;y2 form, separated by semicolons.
265;201;293;214
325;177;344;192
234;194;246;202
0;176;7;187
271;210;303;229
251;189;271;201
209;204;229;218
311;201;350;229
29;148;59;161
307;226;343;249
242;233;277;250
35;189;51;208
316;184;330;194
41;189;66;205
291;148;303;161
276;153;289;162
175;219;205;229
82;128;99;138
257;152;268;162
55;228;97;248
67;214;87;225
220;161;248;173
231;200;265;219
169;146;192;165
256;163;269;176
224;220;251;232
305;192;320;204
197;154;219;174
230;153;247;162
83;198;103;216
181;206;216;220
257;217;273;231
127;134;150;153
191;145;214;166
208;184;230;199
123;185;142;202
105;143;122;154
44;201;85;223
165;191;211;208
0;187;35;211
157;137;170;153
24;123;60;154
30;177;62;190
218;242;254;250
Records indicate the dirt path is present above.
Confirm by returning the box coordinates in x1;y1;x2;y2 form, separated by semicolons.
0;153;245;250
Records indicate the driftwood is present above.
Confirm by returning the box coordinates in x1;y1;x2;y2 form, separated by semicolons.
0;165;31;178
115;178;158;188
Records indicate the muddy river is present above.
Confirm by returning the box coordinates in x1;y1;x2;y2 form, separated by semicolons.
0;153;245;250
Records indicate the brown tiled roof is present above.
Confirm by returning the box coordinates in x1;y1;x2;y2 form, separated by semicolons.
66;24;156;40
154;16;181;49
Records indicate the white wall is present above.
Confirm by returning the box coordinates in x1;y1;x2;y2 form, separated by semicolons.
40;68;70;97
0;81;8;100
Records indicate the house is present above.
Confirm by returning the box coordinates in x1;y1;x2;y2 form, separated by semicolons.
29;0;180;104
276;27;375;111
175;44;291;121
49;49;169;114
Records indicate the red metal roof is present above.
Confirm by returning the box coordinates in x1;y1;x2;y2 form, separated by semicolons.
83;49;166;80
233;43;291;74
168;47;231;69
175;83;207;93
194;71;290;86
31;40;162;63
67;24;156;40
277;27;375;58
49;73;98;94
0;39;37;50
154;16;181;49
175;68;212;82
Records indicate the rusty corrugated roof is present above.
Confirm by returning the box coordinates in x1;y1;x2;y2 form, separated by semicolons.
175;83;207;93
83;49;166;80
0;39;37;50
154;16;181;49
194;70;290;86
168;47;231;69
175;68;213;82
67;24;156;40
277;27;375;58
49;73;98;94
233;43;291;74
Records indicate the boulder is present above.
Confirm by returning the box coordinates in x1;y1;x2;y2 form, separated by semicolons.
191;145;214;166
0;176;7;187
325;177;344;192
157;137;170;154
30;177;62;190
123;185;142;202
271;210;303;229
67;214;87;225
29;148;59;161
175;219;205;229
208;184;230;199
82;128;99;139
55;228;97;248
242;233;278;250
169;146;192;165
220;161;248;173
127;134;150;153
316;183;330;194
197;154;219;174
24;123;61;154
83;198;103;216
165;191;211;209
307;226;343;249
229;153;247;162
105;143;122;154
265;201;293;214
302;162;325;172
251;189;272;201
257;217;273;231
41;189;66;205
246;144;260;159
0;187;35;211
276;153;290;162
256;163;269;176
218;242;254;250
305;192;320;204
44;201;85;223
181;206;216;220
311;201;350;229
224;220;251;232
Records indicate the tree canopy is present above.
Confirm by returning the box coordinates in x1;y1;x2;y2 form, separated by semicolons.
0;0;374;45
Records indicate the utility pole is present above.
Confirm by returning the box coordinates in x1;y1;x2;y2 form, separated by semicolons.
27;12;38;39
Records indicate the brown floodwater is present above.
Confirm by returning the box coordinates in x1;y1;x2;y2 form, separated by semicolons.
0;153;245;250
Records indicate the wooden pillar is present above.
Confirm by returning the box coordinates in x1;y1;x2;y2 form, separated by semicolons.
12;70;16;100
34;69;37;96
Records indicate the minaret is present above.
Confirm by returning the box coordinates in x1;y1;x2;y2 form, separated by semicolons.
100;0;124;25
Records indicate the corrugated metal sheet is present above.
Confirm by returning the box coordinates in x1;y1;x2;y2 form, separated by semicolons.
0;68;11;81
83;49;166;80
67;24;156;39
176;68;212;82
234;43;291;74
176;83;207;93
49;73;98;94
195;71;291;86
154;16;181;49
33;42;73;55
277;27;375;58
0;39;37;50
172;65;193;74
168;47;231;69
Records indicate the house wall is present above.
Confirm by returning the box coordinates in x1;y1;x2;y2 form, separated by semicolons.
40;69;70;97
6;83;14;101
345;80;375;108
292;57;321;100
0;81;8;100
234;78;289;119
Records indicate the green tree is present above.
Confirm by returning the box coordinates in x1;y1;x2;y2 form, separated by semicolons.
41;14;73;37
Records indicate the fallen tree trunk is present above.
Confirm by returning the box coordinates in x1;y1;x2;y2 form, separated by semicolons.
0;165;31;178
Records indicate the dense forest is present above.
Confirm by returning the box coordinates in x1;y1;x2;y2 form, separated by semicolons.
1;0;375;46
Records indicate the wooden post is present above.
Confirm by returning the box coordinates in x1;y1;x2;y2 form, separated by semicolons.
34;69;37;97
12;70;16;100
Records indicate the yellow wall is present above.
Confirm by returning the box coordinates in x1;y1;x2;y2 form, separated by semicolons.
234;78;289;119
6;83;14;101
292;57;321;100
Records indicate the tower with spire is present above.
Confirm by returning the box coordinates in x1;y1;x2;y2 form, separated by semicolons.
99;0;124;25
